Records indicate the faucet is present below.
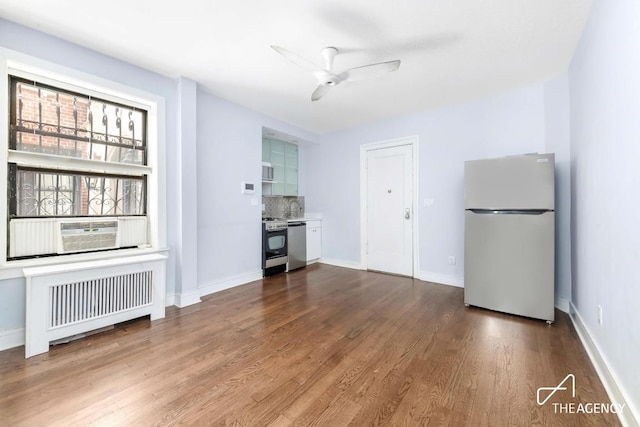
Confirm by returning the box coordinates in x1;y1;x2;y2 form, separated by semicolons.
289;200;303;218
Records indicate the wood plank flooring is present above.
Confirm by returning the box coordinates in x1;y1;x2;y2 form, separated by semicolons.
0;264;620;426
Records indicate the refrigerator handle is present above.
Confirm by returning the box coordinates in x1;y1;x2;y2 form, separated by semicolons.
468;209;551;215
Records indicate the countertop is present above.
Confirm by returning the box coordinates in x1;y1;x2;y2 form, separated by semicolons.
286;214;322;223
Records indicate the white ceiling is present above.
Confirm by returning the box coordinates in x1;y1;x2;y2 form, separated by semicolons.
0;0;593;134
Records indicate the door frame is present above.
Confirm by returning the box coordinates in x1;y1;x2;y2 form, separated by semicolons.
360;135;419;277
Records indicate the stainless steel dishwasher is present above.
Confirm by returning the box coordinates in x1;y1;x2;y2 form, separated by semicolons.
287;221;306;271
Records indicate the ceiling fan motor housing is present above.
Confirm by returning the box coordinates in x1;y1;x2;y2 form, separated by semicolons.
322;75;339;86
314;70;341;87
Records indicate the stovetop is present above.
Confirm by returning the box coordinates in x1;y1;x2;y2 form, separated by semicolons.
262;217;288;230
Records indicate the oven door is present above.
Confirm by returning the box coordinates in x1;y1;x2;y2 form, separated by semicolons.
263;227;288;267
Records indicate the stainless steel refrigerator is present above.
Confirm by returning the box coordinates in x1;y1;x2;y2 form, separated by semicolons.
464;153;555;322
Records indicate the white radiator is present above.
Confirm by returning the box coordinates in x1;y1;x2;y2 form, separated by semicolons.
24;253;166;358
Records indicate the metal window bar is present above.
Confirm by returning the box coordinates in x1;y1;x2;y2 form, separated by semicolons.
12;168;145;218
38;87;42;152
9;77;146;161
8;76;148;219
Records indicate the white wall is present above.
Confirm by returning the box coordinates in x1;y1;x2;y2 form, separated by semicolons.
195;89;317;293
0;18;319;345
307;84;549;285
569;0;640;419
175;77;200;307
196;91;263;288
543;74;572;307
0;18;179;337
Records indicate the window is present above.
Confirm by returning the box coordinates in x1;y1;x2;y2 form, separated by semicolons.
7;75;151;259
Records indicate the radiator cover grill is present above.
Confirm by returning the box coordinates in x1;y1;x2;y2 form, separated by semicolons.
49;271;152;328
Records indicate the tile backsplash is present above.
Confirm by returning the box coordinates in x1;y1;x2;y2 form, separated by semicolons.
263;196;305;219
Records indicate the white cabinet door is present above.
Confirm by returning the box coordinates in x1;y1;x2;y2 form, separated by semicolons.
306;224;322;261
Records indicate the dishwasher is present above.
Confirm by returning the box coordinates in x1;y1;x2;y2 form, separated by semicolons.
287;221;307;271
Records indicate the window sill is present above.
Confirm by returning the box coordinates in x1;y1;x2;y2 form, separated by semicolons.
0;247;170;280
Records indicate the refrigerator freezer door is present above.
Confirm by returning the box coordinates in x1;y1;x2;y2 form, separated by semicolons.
464;153;555;210
464;210;555;321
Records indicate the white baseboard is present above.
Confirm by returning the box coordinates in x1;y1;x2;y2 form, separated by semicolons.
0;327;24;351
555;296;570;313
318;258;363;270
174;290;201;308
418;271;464;288
569;302;639;427
199;270;263;298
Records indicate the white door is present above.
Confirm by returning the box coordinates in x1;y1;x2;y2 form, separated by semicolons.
366;144;413;276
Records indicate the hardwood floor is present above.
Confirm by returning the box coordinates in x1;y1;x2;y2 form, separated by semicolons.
0;264;620;426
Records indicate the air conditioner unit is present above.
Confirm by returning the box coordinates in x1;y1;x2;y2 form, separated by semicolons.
9;217;148;258
57;220;119;254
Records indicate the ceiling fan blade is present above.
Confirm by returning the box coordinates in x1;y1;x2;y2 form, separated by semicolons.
339;60;401;82
311;85;332;101
271;45;323;72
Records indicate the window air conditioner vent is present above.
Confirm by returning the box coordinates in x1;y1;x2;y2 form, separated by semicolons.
58;220;118;254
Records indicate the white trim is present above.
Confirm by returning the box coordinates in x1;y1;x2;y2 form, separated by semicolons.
199;270;263;298
555;296;570;313
0;54;9;269
417;271;464;288
0;248;169;280
174;290;201;308
569;302;639;427
0;327;24;351
7;150;152;177
319;258;363;271
359;135;420;276
22;253;166;277
5;56;158;109
0;48;166;267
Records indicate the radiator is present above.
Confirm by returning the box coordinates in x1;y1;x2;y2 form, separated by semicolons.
24;253;166;358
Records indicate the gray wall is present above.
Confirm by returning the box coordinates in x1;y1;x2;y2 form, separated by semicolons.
569;0;640;416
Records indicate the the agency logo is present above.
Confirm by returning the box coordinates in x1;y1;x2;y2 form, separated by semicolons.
537;374;626;415
537;373;575;405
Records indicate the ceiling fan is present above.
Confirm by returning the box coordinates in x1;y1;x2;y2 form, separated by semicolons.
271;45;401;101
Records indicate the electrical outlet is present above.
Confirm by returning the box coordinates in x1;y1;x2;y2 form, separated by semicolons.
448;256;456;265
597;305;603;326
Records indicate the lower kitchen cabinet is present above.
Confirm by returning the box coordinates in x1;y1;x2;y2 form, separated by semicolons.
306;220;322;262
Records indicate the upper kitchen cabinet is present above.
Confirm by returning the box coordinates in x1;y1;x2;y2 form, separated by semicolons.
263;137;298;196
284;143;298;196
262;138;271;163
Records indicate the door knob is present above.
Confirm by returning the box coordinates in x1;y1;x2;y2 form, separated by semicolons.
405;208;410;219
